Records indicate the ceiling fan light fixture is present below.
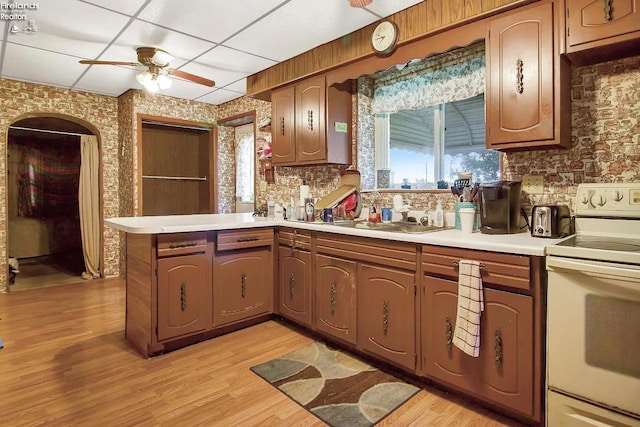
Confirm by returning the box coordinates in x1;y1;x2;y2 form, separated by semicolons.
156;74;172;90
151;49;174;67
136;71;160;92
349;0;372;7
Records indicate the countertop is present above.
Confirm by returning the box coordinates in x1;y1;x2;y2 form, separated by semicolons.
105;213;562;256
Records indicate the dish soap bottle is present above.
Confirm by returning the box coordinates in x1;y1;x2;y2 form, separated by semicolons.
434;198;444;227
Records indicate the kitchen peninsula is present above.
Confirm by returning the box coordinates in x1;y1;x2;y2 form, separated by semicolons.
107;212;559;424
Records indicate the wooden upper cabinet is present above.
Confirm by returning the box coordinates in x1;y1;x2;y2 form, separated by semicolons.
296;76;326;163
271;86;295;164
270;74;351;166
486;1;570;150
564;0;640;64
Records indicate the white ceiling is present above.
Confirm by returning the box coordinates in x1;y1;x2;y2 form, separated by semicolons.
0;0;423;105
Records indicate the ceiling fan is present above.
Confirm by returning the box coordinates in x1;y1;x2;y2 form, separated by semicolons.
79;47;215;92
349;0;372;7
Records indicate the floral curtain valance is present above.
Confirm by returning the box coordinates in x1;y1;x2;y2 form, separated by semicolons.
371;42;485;114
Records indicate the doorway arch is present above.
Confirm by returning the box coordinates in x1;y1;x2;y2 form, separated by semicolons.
4;113;103;292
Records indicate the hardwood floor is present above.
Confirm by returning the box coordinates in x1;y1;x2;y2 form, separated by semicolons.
0;279;525;426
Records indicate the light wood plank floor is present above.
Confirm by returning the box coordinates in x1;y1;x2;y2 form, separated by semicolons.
0;279;526;426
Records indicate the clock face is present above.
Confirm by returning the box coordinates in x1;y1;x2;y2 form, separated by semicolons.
371;20;398;55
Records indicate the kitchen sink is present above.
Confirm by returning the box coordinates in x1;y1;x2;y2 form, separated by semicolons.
320;220;449;234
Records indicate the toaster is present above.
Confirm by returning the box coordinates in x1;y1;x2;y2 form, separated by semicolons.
531;204;573;238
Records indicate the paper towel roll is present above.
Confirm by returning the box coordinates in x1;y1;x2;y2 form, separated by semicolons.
299;185;310;206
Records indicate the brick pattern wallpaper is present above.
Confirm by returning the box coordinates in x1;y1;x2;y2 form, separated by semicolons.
0;79;120;292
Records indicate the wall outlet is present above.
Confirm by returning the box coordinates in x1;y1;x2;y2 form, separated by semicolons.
522;174;544;194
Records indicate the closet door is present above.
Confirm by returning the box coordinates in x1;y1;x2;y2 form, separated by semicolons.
141;121;213;215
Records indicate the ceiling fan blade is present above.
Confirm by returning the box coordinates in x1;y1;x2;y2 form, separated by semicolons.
168;69;215;87
80;60;140;66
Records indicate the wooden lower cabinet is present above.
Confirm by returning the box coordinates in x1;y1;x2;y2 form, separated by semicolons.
357;263;416;371
213;247;273;327
157;253;212;341
278;245;312;327
422;276;533;416
315;254;357;345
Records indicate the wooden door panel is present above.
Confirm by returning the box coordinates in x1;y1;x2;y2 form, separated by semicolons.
315;254;357;344
279;248;312;327
296;76;326;162
567;0;640;47
157;254;211;341
422;276;478;388
271;86;296;164
358;263;415;371
213;250;271;327
479;288;534;416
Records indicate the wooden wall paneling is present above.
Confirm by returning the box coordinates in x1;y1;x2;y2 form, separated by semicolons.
426;0;443;32
442;0;466;26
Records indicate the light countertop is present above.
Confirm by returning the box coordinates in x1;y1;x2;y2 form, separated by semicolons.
105;213;562;256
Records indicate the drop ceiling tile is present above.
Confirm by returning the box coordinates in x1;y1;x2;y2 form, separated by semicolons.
366;0;425;18
138;0;288;43
6;0;131;59
196;46;277;75
177;60;249;89
221;79;246;94
196;88;245;105
153;76;217;101
98;19;214;66
224;0;378;61
81;0;149;16
74;65;140;97
2;43;86;88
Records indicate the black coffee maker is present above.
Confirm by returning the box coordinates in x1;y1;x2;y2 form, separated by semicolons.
478;181;522;234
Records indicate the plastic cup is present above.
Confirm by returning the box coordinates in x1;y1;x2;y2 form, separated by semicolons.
459;207;476;234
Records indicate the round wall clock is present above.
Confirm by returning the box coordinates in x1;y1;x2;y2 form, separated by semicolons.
371;20;399;56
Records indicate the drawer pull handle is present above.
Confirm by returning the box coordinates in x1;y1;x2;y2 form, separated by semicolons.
169;241;198;249
241;273;246;298
494;329;503;367
452;260;486;270
180;283;186;311
330;282;336;314
236;236;260;242
382;300;389;334
603;0;612;20
280;116;285;135
516;58;524;94
289;273;295;297
445;316;453;351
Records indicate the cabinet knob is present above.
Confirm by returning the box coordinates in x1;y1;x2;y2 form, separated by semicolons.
330;282;336;314
280;117;285;136
307;110;313;131
241;273;246;298
603;0;612;20
445;316;453;351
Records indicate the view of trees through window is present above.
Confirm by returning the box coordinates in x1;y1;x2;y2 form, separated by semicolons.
381;94;499;189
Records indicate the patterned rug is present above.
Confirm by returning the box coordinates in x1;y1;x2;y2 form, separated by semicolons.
250;341;420;427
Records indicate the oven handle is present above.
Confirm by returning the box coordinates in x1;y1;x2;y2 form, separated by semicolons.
547;256;640;285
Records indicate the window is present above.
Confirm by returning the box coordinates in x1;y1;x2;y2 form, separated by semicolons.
376;94;499;189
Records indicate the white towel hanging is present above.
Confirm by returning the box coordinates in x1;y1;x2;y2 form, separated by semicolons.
452;259;484;357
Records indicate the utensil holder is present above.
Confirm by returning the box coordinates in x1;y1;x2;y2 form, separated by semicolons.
455;202;478;230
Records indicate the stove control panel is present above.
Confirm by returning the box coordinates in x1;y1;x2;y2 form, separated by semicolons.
576;183;640;218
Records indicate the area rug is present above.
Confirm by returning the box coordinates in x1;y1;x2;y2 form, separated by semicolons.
250;341;420;427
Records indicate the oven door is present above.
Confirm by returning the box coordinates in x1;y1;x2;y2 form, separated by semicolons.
547;256;640;419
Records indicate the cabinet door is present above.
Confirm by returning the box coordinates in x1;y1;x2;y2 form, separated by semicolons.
315;254;357;345
213;248;272;327
486;2;554;146
157;253;212;341
422;276;477;389
479;287;533;417
271;85;296;164
566;0;640;49
279;246;312;327
357;263;416;371
295;75;326;163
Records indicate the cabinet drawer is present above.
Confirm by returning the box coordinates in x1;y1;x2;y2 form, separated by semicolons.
279;228;311;251
157;232;208;257
316;232;417;271
216;228;273;251
422;245;530;291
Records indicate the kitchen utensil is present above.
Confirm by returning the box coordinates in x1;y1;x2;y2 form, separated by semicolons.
462;186;471;202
